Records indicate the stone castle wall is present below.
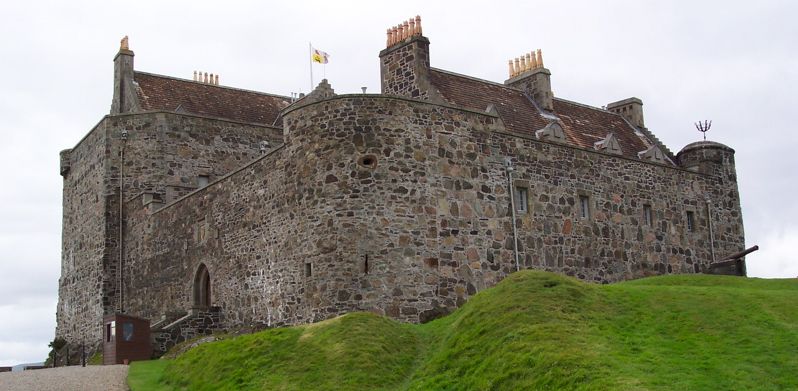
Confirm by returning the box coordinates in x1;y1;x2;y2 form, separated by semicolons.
119;95;744;329
56;111;282;345
57;121;109;344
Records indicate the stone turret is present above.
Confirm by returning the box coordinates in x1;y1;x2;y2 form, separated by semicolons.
111;36;139;114
677;141;737;182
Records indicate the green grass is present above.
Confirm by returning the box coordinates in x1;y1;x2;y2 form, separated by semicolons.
128;359;171;391
129;271;798;390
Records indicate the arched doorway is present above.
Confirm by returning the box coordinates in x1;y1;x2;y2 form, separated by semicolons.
193;263;211;308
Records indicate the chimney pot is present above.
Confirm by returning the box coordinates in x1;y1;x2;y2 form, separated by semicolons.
403;20;410;39
120;36;129;51
415;15;422;36
386;28;392;47
519;56;527;72
508;60;514;78
215;74;219;85
204;72;208;83
409;18;416;36
536;49;544;68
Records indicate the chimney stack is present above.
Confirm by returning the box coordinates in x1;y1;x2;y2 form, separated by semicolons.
505;49;553;111
111;35;137;114
380;16;441;102
607;97;644;128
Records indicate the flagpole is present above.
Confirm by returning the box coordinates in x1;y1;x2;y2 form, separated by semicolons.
309;42;313;91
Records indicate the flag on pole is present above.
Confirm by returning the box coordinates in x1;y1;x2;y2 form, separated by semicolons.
312;48;330;64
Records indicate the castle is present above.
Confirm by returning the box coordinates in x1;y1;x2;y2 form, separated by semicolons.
56;17;746;354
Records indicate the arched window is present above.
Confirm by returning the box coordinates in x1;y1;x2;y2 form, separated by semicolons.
193;263;211;308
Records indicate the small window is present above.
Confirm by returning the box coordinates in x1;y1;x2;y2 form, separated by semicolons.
513;187;528;213
197;175;209;188
305;263;312;277
579;195;590;219
643;204;652;226
122;322;134;342
106;323;112;342
686;211;695;232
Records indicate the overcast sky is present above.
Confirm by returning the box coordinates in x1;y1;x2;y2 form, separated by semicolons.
1;0;796;366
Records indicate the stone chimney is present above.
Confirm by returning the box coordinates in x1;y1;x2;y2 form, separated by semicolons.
505;49;553;111
379;16;436;100
111;36;139;114
607;97;644;128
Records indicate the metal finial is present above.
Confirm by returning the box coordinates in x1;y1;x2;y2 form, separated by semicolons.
695;120;712;141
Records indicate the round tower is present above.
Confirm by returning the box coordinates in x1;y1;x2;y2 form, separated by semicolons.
676;141;737;183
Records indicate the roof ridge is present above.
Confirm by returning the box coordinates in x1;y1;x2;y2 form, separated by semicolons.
134;71;292;101
430;68;523;92
552;97;615;113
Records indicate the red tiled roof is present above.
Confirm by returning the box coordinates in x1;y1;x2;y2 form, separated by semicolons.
133;72;291;125
429;69;549;135
428;69;659;162
552;98;652;158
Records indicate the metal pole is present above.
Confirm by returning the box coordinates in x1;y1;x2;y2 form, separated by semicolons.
309;42;314;91
506;160;520;272
119;131;127;313
706;199;716;264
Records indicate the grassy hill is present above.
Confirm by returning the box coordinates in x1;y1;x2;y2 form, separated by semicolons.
129;271;798;390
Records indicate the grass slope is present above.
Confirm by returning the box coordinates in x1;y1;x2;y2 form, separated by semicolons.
130;271;798;390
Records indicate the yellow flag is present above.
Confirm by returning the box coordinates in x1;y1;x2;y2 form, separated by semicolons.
312;48;329;64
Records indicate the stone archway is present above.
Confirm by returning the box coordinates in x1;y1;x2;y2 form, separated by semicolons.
193;263;211;308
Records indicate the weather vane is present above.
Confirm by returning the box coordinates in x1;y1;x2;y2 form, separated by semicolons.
695;120;712;141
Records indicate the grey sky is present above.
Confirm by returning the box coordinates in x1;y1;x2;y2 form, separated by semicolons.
1;0;796;366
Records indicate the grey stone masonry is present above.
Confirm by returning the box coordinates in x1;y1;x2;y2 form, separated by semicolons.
607;97;645;128
380;36;442;102
118;94;743;331
56;111;281;347
505;68;554;111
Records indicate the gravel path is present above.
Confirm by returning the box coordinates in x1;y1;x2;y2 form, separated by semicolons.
0;365;129;391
